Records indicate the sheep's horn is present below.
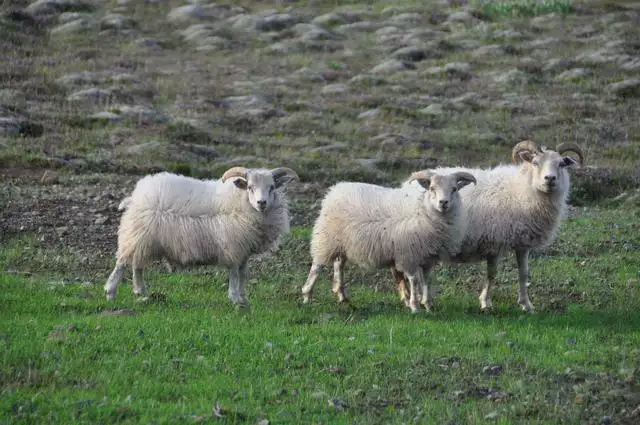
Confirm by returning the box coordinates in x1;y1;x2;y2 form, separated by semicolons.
453;171;477;185
221;166;248;182
512;140;540;163
271;167;299;182
557;142;585;166
409;170;435;183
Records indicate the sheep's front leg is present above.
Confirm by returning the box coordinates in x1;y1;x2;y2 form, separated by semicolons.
132;267;148;298
228;262;249;308
391;266;411;307
301;263;323;304
331;256;348;303
404;268;424;314
479;255;497;310
105;263;125;300
421;264;435;312
516;249;534;313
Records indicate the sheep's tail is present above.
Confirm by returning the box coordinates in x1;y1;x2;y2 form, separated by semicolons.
118;196;132;211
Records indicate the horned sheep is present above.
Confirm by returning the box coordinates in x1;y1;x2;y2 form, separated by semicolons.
393;140;585;313
301;170;477;313
104;166;299;309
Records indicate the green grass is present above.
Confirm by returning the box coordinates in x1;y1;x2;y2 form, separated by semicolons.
2;206;640;424
476;0;575;18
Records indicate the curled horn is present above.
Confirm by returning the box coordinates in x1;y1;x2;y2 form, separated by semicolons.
453;171;477;185
557;142;585;166
271;167;299;182
409;170;435;184
221;166;248;182
511;140;541;163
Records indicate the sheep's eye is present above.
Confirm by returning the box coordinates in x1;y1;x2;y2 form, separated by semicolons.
269;185;275;193
451;187;457;193
532;160;540;167
248;185;254;192
429;187;435;193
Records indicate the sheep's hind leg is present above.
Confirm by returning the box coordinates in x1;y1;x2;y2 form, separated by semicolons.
421;264;435;312
105;263;125;300
332;256;349;303
516;249;534;313
301;263;323;304
479;256;497;311
132;267;148;300
391;266;411;307
404;268;424;314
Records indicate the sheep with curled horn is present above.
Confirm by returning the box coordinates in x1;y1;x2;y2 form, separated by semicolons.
393;140;584;313
104;166;299;310
301;169;476;313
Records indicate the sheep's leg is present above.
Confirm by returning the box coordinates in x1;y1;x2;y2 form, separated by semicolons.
301;263;323;304
405;268;424;314
516;249;534;313
227;264;245;306
132;267;147;298
479;256;497;310
421;265;435;312
391;266;411;307
104;263;125;300
332;256;348;303
162;257;173;273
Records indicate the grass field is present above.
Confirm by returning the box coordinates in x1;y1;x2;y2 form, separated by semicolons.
2;0;640;423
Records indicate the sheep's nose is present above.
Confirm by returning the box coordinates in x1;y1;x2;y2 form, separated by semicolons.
257;200;267;209
544;175;556;183
439;200;449;209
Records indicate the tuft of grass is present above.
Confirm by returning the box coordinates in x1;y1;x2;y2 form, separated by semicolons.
476;0;574;18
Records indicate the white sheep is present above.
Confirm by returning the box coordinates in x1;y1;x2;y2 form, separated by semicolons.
301;170;477;313
104;166;299;309
393;140;584;313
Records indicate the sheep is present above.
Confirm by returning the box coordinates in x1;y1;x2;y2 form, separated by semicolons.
301;170;477;313
392;140;584;313
104;166;299;309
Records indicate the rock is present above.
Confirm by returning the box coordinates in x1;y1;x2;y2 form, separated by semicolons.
100;13;136;31
357;109;381;120
57;71;104;86
126;141;164;155
26;0;95;17
543;58;577;73
609;79;640;98
58;11;90;24
371;59;414;74
311;143;347;154
0;89;27;110
494;69;529;86
387;12;422;25
50;17;98;35
418;104;444;116
553;68;592;82
94;216;108;225
335;21;377;34
392;45;440;62
443;62;472;80
472;44;506;59
256;13;297;32
167;5;212;23
349;74;387;87
484;411;499;420
178;143;218;159
89;111;122;123
312;12;350;27
321;84;348;95
0;117;44;137
446;10;475;24
67;88;132;104
0;117;21;137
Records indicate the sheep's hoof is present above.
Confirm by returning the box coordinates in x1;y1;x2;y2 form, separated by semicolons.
235;303;251;313
136;296;150;303
105;291;116;301
519;300;535;314
479;296;493;311
302;294;312;304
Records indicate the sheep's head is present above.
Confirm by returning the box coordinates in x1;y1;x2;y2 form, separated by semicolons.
409;170;477;213
221;166;299;212
512;140;584;195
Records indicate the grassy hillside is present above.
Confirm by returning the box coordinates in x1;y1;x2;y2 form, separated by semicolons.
1;0;639;423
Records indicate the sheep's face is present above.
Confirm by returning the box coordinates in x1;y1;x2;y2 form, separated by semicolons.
520;150;577;194
234;172;277;213
229;168;299;213
413;172;477;214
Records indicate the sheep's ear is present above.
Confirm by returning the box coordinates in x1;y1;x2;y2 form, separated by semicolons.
233;178;248;190
454;172;476;189
271;167;299;188
415;178;431;189
519;151;534;163
560;156;577;168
